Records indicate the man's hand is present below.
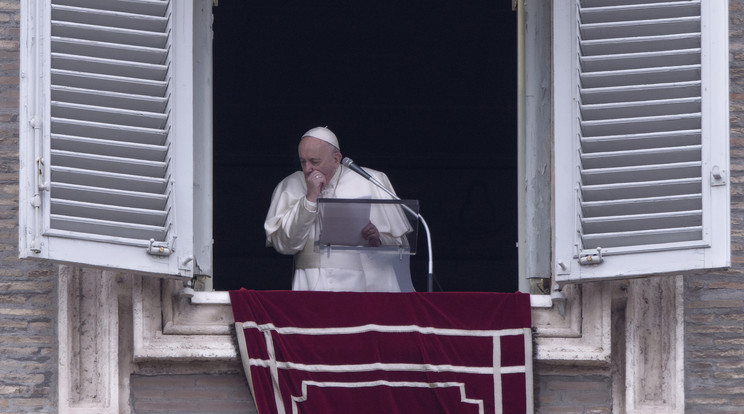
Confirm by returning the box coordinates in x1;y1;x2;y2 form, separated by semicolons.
362;222;381;247
305;171;326;203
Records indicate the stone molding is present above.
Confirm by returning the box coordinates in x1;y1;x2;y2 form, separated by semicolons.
132;276;236;361
623;275;684;413
58;266;120;414
58;268;239;413
533;282;612;363
57;265;684;412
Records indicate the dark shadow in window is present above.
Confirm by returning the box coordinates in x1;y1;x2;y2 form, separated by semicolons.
213;1;518;292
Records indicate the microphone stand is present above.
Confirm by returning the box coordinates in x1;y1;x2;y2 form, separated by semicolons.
355;168;435;292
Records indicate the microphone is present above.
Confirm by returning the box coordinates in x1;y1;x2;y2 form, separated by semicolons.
341;157;372;180
341;155;436;292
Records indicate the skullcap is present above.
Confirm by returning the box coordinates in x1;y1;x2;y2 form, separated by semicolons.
302;126;339;150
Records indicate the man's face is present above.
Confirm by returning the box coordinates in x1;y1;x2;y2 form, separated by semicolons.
298;137;341;179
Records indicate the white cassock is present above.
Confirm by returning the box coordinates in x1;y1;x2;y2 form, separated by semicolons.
264;165;413;292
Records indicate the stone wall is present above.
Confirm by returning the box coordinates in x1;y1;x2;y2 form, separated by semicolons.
533;367;613;413
683;3;744;412
0;1;58;412
130;374;255;414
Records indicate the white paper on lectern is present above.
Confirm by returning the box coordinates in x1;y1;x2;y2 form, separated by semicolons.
318;197;371;246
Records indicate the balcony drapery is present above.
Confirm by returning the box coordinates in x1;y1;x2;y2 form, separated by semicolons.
230;290;532;413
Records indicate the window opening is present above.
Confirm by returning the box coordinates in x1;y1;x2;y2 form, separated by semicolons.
212;2;518;292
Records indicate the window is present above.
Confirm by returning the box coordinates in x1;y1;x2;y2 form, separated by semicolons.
20;0;519;292
211;2;518;292
553;0;729;282
19;0;212;278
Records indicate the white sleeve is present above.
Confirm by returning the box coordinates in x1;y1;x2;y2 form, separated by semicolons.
264;175;317;255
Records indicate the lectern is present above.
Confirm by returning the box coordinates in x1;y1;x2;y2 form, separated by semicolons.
315;198;419;292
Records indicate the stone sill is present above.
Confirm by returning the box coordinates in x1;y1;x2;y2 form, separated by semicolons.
136;286;607;364
190;291;553;307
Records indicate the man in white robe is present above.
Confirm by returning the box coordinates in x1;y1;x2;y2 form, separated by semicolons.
264;127;413;292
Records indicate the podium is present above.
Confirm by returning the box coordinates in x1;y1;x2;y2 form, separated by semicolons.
315;198;419;292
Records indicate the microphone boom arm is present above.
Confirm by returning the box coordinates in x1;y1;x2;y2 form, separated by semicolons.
342;157;435;292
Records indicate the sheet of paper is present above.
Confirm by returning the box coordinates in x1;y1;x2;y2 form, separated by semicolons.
318;197;371;246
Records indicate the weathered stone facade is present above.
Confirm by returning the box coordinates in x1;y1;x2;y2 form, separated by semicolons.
682;3;744;411
0;1;57;412
1;1;744;413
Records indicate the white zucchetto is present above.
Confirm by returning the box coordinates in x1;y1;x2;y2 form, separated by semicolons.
302;126;339;150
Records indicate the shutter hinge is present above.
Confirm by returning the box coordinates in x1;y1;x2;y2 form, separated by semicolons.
147;238;173;256
178;255;193;272
29;155;48;254
711;166;726;187
36;157;49;192
579;247;603;266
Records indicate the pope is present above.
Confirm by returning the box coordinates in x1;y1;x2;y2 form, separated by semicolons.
264;126;412;292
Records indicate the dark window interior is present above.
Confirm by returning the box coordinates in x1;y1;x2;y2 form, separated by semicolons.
212;1;518;292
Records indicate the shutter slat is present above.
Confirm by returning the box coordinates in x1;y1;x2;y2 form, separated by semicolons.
51;199;167;227
581;33;700;55
52;53;168;81
581;97;700;120
53;0;168;16
51;166;168;194
50;214;167;240
50;183;168;211
581;210;701;234
51;101;168;129
51;21;168;49
51;86;168;113
581;162;701;185
581;194;702;217
581;113;701;136
51;37;167;65
581;178;701;202
580;2;700;24
52;4;169;32
581;146;701;169
51;134;167;161
581;48;700;72
581;226;702;249
51;118;167;146
581;130;701;152
582;0;692;8
580;65;701;88
580;81;700;105
580;16;700;40
52;69;167;96
51;149;168;177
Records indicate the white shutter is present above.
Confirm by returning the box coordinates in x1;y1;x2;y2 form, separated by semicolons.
19;0;211;278
553;0;729;282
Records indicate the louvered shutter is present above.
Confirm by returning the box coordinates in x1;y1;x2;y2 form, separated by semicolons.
19;0;212;278
553;0;729;282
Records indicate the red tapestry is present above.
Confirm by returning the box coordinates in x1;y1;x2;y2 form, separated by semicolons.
229;290;533;414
